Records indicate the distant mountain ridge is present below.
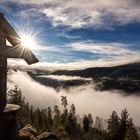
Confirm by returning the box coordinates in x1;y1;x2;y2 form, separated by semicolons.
52;62;140;80
11;62;140;95
51;62;140;94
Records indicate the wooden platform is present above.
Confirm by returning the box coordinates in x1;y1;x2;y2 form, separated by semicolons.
3;104;20;113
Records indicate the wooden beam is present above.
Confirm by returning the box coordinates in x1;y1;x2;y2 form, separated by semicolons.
6;46;39;65
0;21;7;112
0;13;20;47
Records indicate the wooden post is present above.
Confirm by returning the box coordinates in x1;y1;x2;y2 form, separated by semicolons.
0;104;20;140
0;13;7;111
0;13;39;140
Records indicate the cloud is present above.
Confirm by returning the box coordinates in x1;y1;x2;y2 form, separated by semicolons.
8;70;60;108
8;52;140;71
7;39;140;71
70;42;140;57
42;0;140;28
1;0;140;29
7;70;140;126
38;75;92;81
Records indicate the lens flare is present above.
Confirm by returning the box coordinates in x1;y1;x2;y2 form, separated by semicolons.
20;33;37;50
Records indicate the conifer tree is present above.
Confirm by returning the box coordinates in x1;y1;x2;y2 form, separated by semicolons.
53;105;61;130
83;115;90;132
107;111;121;140
8;86;25;106
120;109;129;139
88;113;93;128
60;96;68;126
30;105;34;124
124;118;139;140
68;104;77;137
47;106;53;131
61;96;68;116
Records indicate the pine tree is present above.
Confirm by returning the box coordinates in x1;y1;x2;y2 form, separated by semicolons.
124;118;139;140
37;108;43;129
60;96;68;126
8;86;27;127
95;116;102;130
88;113;93;128
47;107;53;131
8;86;25;106
61;96;68;116
53;105;61;131
68;104;77;137
30;105;34;124
83;115;90;132
42;108;47;131
107;111;121;140
120;109;129;139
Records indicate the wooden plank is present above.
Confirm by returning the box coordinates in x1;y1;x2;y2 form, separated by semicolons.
0;13;20;47
6;46;39;65
0;25;7;112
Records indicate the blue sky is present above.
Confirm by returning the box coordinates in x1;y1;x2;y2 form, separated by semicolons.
0;0;140;68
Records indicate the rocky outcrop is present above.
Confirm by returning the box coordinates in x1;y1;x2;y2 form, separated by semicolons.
19;124;58;140
22;124;37;136
19;130;37;140
37;132;58;140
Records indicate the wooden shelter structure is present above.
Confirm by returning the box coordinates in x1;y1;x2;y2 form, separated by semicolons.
0;13;39;140
0;13;38;111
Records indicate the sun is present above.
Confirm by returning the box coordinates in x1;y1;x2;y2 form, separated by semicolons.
20;34;37;50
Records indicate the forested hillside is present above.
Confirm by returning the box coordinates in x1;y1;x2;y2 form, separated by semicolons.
25;62;140;95
8;86;140;140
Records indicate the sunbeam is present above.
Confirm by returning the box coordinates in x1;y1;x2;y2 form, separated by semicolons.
20;33;37;50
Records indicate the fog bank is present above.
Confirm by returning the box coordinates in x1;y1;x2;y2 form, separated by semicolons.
8;70;140;126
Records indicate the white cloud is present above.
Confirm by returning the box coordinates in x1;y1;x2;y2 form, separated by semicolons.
8;70;60;108
7;40;140;71
1;0;140;29
38;75;92;81
70;42;138;56
8;52;140;71
42;0;140;28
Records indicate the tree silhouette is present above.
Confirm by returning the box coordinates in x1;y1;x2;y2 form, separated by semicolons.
107;111;121;140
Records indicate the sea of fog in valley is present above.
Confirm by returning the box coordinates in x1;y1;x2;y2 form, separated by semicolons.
7;70;140;126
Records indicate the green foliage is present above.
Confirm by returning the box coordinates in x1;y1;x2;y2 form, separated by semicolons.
8;86;25;106
107;109;139;140
107;111;121;140
83;128;108;140
8;87;139;140
83;115;91;132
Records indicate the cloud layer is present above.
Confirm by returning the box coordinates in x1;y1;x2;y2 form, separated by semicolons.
70;42;138;56
1;0;140;29
8;40;140;71
42;0;140;28
8;70;140;126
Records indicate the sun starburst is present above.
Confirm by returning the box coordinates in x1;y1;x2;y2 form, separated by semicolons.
20;33;37;50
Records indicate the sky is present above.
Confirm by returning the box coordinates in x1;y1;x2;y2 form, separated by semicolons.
0;0;140;67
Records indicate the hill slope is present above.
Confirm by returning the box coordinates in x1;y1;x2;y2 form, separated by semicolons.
26;62;140;95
